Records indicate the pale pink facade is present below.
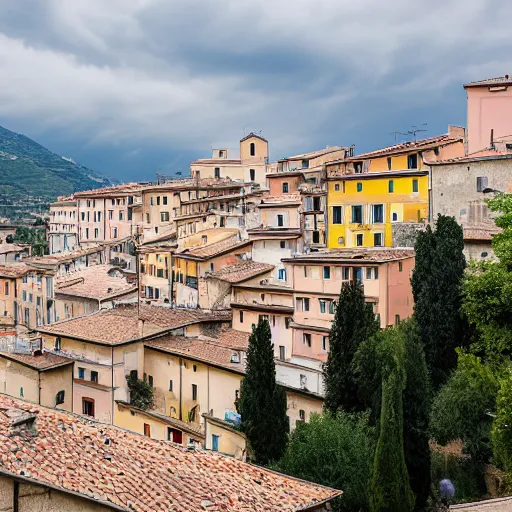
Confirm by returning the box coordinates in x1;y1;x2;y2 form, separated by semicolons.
466;78;512;154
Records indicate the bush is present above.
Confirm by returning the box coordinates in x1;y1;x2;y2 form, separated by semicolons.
126;374;154;410
276;412;375;511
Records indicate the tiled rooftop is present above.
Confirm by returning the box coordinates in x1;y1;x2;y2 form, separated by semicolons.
26;245;106;265
283;248;415;263
207;261;274;283
73;183;143;197
38;305;232;344
464;75;512;88
0;351;73;371
177;236;250;260
463;226;501;241
280;145;348;161
0;394;340;511
0;244;29;255
146;335;244;371
211;327;250;351
56;264;136;300
0;263;32;278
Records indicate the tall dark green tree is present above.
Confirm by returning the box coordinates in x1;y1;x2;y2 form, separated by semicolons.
411;214;466;391
369;327;414;512
324;280;379;414
239;319;289;465
354;320;430;510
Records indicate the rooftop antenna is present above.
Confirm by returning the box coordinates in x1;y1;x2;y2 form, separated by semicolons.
389;131;404;143
406;123;428;142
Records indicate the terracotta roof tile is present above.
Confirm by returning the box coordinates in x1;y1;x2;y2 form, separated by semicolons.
464;76;512;88
0;394;340;511
0;351;73;371
283;248;415;263
207;261;274;283
213;328;250;351
56;265;136;300
38;305;231;345
0;263;32;278
177;236;250;260
25;245;106;265
0;244;30;255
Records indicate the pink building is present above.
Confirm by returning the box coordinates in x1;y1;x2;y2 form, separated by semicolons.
282;249;415;362
465;76;512;154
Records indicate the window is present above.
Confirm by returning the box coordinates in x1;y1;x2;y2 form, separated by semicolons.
113;227;118;238
91;371;98;383
54;337;61;351
94;228;99;238
387;157;392;170
163;196;168;205
332;206;343;224
250;142;255;156
214;167;220;178
296;297;310;312
353;267;362;282
285;317;292;329
302;159;309;169
312;230;320;244
388;180;394;193
407;154;418;169
211;434;220;452
319;299;326;314
298;409;306;422
82;398;95;417
192;384;198;401
371;204;384;224
342;267;350;280
277;214;284;227
279;346;286;361
119;211;124;221
280;241;286;249
323;266;331;279
476;176;488;192
395;314;401;325
193;365;197;373
161;212;170;222
169;380;173;392
278;268;287;281
399;261;403;272
366;267;379;280
239;310;244;323
412;179;419;193
78;367;85;379
4;282;8;296
303;333;312;347
338;236;345;245
322;336;328;351
148;375;154;387
334;184;340;191
354;162;363;173
351;205;363;224
392;212;398;222
56;390;65;405
356;182;363;192
374;233;383;247
20;387;24;398
356;233;364;246
144;424;151;437
282;182;289;193
168;427;182;443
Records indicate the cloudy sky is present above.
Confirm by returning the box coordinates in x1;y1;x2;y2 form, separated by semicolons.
0;0;511;182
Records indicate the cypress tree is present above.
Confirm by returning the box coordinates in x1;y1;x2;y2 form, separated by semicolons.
324;280;379;414
239;319;289;465
411;214;466;391
370;329;414;512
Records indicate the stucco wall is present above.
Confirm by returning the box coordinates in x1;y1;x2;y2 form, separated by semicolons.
40;364;73;411
0;475;112;512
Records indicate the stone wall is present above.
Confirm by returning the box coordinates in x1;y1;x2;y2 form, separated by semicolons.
392;222;426;248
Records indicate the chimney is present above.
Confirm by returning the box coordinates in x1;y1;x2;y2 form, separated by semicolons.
138;319;145;338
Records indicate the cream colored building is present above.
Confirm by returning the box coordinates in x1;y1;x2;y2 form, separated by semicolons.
48;197;78;253
190;133;269;187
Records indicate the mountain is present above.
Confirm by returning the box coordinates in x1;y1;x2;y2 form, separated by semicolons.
0;126;112;203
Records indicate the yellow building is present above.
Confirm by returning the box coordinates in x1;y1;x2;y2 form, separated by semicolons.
326;129;465;248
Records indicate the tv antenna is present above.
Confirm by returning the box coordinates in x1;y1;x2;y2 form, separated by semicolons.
406;123;428;141
390;130;407;144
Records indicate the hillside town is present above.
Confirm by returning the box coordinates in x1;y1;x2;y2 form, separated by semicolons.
0;75;512;511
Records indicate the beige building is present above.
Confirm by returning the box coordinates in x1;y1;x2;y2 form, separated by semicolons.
0;244;30;265
0;348;72;410
55;264;137;320
48;197;78;253
190;133;269;187
37;304;231;425
0;394;340;511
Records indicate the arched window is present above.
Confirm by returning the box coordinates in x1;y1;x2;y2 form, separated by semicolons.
250;142;255;156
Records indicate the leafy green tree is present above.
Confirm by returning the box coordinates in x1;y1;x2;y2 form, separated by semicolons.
430;351;498;461
239;319;289;465
324;280;379;414
354;320;430;510
126;373;154;410
13;226;48;256
411;214;466;391
369;326;414;512
276;412;375;511
462;194;512;360
492;372;512;489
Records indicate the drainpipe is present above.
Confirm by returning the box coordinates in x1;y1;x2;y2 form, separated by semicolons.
13;481;19;512
38;372;41;405
179;357;183;421
111;347;114;425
